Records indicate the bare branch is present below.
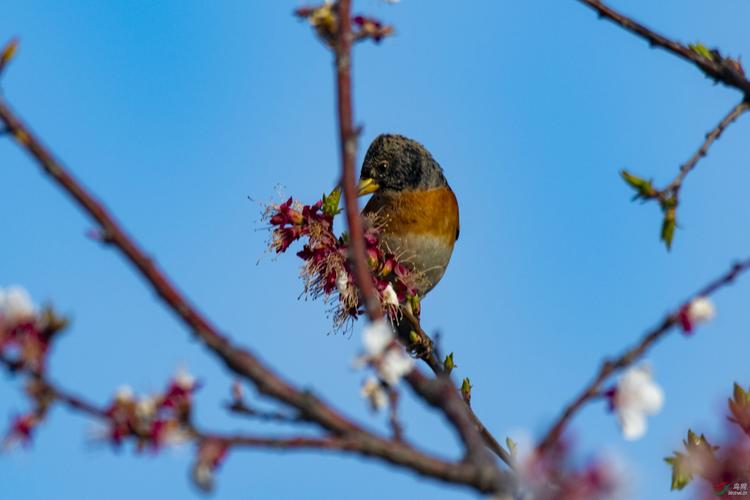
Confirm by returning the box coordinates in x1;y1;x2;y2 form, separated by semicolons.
664;100;749;194
0;95;513;495
0;354;360;455
226;399;308;425
579;0;750;249
577;0;750;95
538;257;750;452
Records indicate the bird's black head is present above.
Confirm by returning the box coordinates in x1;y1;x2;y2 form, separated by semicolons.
358;134;447;195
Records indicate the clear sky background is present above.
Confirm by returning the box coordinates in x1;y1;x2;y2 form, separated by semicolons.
2;1;750;499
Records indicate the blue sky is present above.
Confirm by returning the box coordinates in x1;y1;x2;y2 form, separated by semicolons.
2;1;750;499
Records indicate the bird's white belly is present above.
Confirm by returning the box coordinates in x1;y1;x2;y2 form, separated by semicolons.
379;232;454;296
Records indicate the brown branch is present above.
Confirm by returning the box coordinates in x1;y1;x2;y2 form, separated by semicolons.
579;1;750;248
330;1;510;486
404;371;504;490
0;3;514;492
626;100;749;209
334;0;516;487
663;100;749;195
577;0;750;95
226;399;308;425
334;0;382;322
537;257;750;452
0;91;513;497
387;389;404;442
216;434;353;451
2;350;500;487
0;354;107;419
0;355;363;455
400;307;514;468
0;99;361;436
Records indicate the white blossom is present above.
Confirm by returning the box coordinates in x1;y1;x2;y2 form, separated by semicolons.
135;395;159;420
382;283;399;307
0;285;36;324
336;271;350;296
361;377;388;411
378;348;414;386
362;319;393;356
613;364;664;440
357;319;413;387
115;385;135;402
687;296;715;325
174;366;196;390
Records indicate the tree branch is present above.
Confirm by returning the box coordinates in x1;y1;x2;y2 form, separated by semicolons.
664;100;749;195
331;1;510;486
400;307;514;467
0;354;369;456
226;399;308;425
334;0;382;322
537;257;750;452
0;94;512;496
577;0;750;95
577;1;750;249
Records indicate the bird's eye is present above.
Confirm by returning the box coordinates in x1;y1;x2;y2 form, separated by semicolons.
378;160;388;171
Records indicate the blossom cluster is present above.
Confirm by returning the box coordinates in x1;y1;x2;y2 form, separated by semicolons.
294;3;395;46
101;369;199;451
357;319;414;411
0;286;65;373
264;192;419;330
606;364;664;441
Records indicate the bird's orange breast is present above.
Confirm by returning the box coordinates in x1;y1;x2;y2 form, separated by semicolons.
363;187;460;245
362;187;460;296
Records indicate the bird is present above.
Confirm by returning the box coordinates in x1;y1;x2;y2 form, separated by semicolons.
357;134;459;301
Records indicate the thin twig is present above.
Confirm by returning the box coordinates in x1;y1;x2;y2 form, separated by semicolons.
0;354;106;418
401;307;442;374
217;434;355;451
388;389;404;442
537;257;750;452
664;100;749;195
577;0;750;95
226;400;308;424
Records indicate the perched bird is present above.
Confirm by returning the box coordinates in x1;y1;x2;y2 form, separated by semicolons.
357;134;459;299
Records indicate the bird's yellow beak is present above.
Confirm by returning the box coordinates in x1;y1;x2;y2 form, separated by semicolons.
357;178;380;197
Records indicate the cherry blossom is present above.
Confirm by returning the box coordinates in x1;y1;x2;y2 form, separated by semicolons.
611;364;664;440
